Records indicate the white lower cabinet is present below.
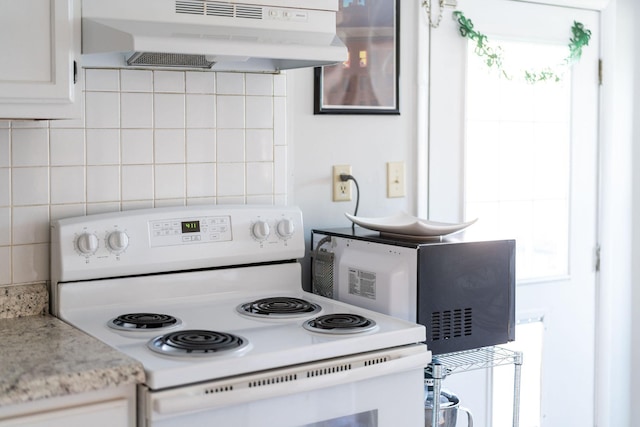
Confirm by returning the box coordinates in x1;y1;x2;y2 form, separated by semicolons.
0;0;81;119
0;385;136;427
2;399;128;427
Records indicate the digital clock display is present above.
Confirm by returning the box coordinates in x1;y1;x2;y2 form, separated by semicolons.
181;220;200;234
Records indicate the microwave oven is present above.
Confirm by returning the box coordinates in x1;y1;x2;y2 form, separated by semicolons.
310;227;516;354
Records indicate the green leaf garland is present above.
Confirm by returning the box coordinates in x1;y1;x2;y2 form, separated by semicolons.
452;11;591;83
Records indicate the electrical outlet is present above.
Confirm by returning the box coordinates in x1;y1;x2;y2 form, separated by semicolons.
332;165;352;202
387;161;405;198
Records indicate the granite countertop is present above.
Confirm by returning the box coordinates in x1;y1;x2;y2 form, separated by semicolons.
0;314;145;406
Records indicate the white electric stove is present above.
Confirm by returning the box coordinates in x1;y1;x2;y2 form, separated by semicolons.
50;205;430;427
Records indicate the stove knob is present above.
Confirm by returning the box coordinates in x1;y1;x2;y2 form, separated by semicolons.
76;232;99;255
106;230;129;253
251;220;270;241
276;218;295;239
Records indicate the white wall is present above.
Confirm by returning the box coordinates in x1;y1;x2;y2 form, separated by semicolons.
598;0;634;425
287;1;420;288
631;0;640;421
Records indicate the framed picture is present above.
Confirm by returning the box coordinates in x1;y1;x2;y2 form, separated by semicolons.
314;0;400;115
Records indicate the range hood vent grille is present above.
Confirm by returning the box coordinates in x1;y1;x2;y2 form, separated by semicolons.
175;1;205;15
127;52;215;69
176;1;263;20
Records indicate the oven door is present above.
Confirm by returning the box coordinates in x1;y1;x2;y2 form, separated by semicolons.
140;344;429;427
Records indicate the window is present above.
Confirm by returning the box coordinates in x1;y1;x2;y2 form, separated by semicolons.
464;40;571;281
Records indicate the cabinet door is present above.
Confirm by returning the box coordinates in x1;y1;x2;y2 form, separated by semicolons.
0;0;80;119
0;399;129;427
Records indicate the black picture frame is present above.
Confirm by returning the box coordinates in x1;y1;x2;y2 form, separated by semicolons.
314;0;400;115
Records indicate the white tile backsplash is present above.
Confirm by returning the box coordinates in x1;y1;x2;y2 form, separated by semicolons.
50;166;85;204
86;129;120;165
247;195;275;205
274;97;287;146
186;94;216;128
155;129;186;164
186;129;216;163
246;130;273;162
216;96;245;129
246;162;273;195
85;92;120;128
12;129;49;167
155;164;185;199
154;71;186;93
122;200;154;211
122;165;153;201
11;120;48;129
121;129;154;164
85;69;120;91
186;163;216;198
0;129;10;167
12;243;49;284
217;129;244;162
216;73;245;95
50;129;85;166
12;205;49;245
216;163;245;196
1;68;287;288
121;92;153;128
0;207;10;246
86;202;120;215
121;69;153;92
12;167;48;206
186;72;216;94
246;74;273;96
0;246;10;285
0;168;9;207
154;93;186;128
246;97;273;129
50;204;85;222
86;165;120;202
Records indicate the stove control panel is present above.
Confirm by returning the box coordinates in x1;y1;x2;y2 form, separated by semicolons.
73;228;129;256
106;230;129;253
149;215;232;247
276;218;296;238
75;232;99;255
51;205;305;283
250;218;296;241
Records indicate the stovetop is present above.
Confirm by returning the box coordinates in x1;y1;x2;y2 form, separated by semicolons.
58;263;426;390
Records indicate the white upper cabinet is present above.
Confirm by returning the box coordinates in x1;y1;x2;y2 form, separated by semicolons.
0;0;81;119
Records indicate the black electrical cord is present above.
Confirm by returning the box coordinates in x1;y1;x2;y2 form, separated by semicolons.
339;173;360;233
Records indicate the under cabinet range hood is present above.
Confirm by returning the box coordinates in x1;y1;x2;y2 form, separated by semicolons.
81;0;347;72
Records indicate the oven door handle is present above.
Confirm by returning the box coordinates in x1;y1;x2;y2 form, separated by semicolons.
151;347;430;416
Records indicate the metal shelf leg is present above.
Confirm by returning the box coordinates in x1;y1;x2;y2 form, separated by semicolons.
429;362;445;427
512;351;523;427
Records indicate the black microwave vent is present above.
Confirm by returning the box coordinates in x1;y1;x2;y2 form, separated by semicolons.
431;308;473;342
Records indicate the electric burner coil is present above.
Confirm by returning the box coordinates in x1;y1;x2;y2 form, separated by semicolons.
108;313;182;331
237;296;322;318
148;330;250;357
303;313;378;335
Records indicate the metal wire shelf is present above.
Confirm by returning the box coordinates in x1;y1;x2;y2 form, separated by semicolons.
425;346;523;381
425;346;523;427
